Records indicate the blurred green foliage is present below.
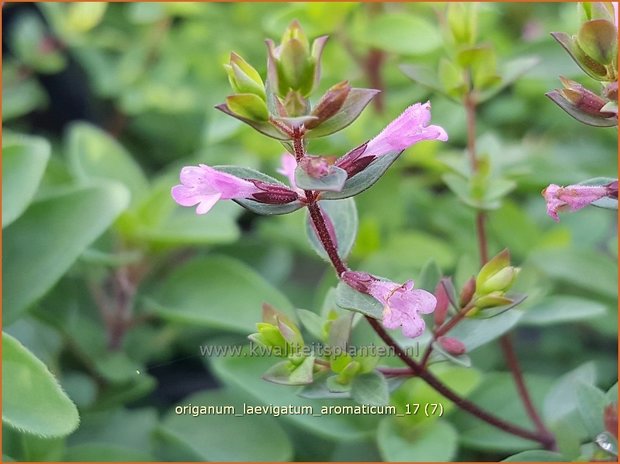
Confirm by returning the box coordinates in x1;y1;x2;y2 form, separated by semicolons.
2;2;617;462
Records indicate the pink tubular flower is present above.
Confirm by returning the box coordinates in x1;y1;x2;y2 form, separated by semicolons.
335;101;447;177
342;271;436;338
172;164;299;214
542;182;617;222
365;101;448;156
277;153;300;192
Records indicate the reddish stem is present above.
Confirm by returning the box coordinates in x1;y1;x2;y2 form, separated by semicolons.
464;91;554;448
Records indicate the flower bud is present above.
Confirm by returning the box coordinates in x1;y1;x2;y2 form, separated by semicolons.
249;304;304;355
577;19;618;66
559;77;615;116
459;277;476;307
475;249;511;293
299;156;330;179
479;267;520;294
433;279;450;326
305;81;351;129
225;94;269;121
473;249;520;310
224;52;265;99
266;21;328;98
438;336;467;356
474;291;514;309
249;180;300;205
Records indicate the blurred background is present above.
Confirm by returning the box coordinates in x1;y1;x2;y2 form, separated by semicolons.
2;2;617;461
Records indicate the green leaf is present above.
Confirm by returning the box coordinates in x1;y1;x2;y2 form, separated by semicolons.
158;389;293;461
392;365;481;426
296;309;324;340
521;296;606;326
448;310;524;352
263;357;315;385
2;63;48;121
67;408;156;461
9;12;66;73
361;14;442;55
216;165;304;215
215;103;289;140
2;333;79;437
66;2;108;32
305;88;379;138
67;122;148;206
295;165;347;192
147;255;294;333
64;445;153;462
2;428;65;461
451;373;554;451
546;90;618;127
502;450;565;461
400;64;449;99
417;259;442;292
479;56;541;103
3;184;130;324
377;418;458;462
335;280;383;319
576;384;607;439
544;362;597;425
351;372;389;406
2;135;50;227
529;249;617;299
321;150;401;200
578;19;617;65
306;198;358;260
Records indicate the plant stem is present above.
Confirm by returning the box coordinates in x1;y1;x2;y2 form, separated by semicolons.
500;334;553;439
295;127;555;450
464;91;554;448
365;316;554;448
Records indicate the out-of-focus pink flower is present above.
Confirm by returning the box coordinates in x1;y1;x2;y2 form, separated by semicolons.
172;164;299;214
335;102;447;177
542;182;616;221
342;271;436;338
277;153;300;191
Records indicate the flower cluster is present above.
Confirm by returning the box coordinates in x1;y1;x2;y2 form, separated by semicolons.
171;21;448;340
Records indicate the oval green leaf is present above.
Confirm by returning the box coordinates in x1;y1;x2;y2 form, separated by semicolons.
3;333;79;437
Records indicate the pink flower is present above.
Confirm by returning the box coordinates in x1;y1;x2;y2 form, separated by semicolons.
365;101;448;156
542;182;616;222
336;101;447;177
277;153;300;192
342;271;436;338
172;164;299;214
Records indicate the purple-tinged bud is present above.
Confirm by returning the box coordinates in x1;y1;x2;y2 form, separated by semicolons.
341;270;377;294
249;179;300;205
433;280;450;326
299;156;330;178
305;81;351;129
459;277;476;307
560;77;615;116
438;336;467;355
335;142;373;178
